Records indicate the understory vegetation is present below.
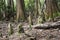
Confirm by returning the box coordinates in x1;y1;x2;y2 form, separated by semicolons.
0;0;60;23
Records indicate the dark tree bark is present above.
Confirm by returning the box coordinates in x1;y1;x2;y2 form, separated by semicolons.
5;0;14;21
45;0;59;21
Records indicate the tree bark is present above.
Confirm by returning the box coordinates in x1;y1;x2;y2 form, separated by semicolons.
34;21;60;29
34;0;38;18
45;0;59;20
16;0;25;21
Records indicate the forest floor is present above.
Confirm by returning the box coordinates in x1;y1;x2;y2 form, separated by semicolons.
0;16;60;40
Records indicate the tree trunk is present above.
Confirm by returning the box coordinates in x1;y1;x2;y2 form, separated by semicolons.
2;0;7;20
16;0;25;21
5;0;14;21
34;0;38;18
45;0;59;21
37;0;46;23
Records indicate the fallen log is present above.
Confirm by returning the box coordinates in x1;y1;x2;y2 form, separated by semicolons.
23;21;60;29
32;21;60;29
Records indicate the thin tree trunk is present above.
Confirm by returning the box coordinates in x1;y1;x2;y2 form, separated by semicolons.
37;0;46;23
2;0;6;20
34;0;38;18
6;0;14;21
